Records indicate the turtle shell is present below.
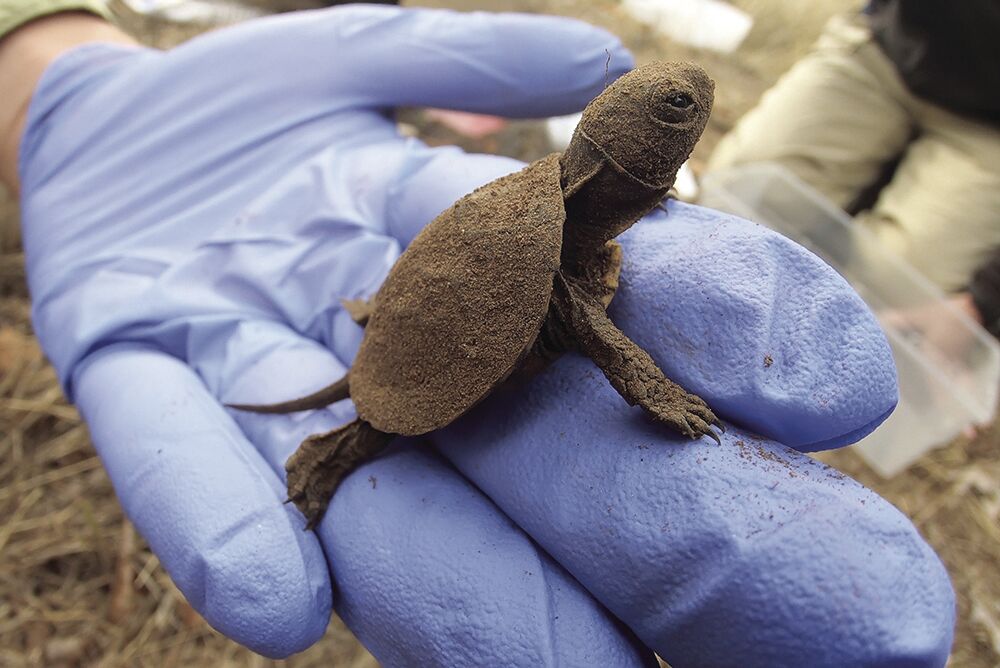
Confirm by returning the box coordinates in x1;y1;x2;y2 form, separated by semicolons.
351;153;566;436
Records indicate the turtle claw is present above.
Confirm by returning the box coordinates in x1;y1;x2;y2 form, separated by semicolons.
303;512;323;532
684;413;722;445
287;482;335;532
286;487;325;530
651;392;724;446
285;489;323;530
693;404;726;438
704;412;727;435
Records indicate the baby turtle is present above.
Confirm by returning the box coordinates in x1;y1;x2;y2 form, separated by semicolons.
232;61;719;528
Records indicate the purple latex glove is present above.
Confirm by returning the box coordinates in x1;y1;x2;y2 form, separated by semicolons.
17;4;954;666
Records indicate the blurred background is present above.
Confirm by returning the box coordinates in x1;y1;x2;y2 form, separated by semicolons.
1;0;997;665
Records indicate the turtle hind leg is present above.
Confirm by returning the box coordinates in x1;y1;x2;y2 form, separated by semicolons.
342;296;376;326
550;273;722;443
227;373;350;414
286;418;394;529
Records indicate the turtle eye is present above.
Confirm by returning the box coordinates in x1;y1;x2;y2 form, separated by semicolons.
652;89;697;124
668;93;693;108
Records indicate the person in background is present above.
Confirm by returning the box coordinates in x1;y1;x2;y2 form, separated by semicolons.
708;1;1000;337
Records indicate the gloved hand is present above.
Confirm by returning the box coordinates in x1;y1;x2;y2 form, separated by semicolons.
17;5;955;666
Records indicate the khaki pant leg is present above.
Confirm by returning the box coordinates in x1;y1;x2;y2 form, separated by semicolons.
707;14;913;210
859;105;1000;291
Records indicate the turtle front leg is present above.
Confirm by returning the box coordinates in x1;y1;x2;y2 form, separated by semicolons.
550;273;722;443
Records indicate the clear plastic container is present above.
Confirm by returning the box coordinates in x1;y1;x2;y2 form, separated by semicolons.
699;163;999;476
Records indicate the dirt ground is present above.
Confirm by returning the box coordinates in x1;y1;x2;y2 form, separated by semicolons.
1;0;998;666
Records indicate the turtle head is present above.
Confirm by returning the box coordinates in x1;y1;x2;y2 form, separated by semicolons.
576;61;714;188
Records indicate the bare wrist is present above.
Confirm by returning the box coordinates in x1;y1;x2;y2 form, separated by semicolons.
0;12;136;194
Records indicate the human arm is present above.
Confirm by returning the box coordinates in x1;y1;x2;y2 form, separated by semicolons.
0;11;131;192
866;0;1000;123
5;6;659;660
8;4;955;665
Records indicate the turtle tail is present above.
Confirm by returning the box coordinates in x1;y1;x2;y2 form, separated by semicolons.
227;373;350;414
285;418;394;529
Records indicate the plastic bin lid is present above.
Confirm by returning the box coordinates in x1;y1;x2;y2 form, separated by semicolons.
699;163;999;476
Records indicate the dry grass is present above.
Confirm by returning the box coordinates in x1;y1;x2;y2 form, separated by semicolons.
2;0;997;666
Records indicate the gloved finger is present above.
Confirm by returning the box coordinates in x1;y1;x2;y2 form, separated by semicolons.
436;357;955;668
427;205;952;666
190;5;633;117
71;344;331;659
611;202;898;451
326;443;657;668
211;320;657;666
